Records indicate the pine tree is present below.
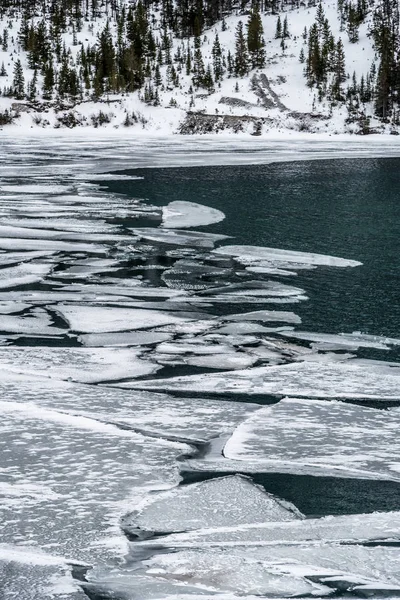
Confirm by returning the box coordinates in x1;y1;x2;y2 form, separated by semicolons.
330;38;346;101
192;36;205;87
234;21;249;77
275;15;282;39
0;62;7;77
42;61;55;100
212;34;224;81
247;4;266;69
13;59;25;100
282;16;290;39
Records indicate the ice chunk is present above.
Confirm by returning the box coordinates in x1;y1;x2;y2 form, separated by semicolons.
122;475;302;537
0;399;187;563
186;353;258;370
55;305;194;333
0;347;160;383
0;238;105;253
0;545;85;600
152;510;400;548
0;263;52;289
215;323;295;335
0;251;56;266
0;310;65;335
0;370;257;443
278;330;398;350
138;549;330;597
162;201;225;229
0;184;70;194
131;228;228;248
223;398;400;480
213;245;362;268
131;360;400;400
79;331;173;347
0;301;31;314
223;310;301;324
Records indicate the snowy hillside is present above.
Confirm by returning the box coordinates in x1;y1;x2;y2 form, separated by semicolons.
0;0;397;135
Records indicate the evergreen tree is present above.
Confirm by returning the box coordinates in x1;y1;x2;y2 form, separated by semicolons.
212;34;224;81
234;21;249;77
247;5;266;69
13;59;25;100
275;15;282;39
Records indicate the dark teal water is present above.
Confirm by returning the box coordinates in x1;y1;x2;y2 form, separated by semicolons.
103;157;400;516
107;157;400;343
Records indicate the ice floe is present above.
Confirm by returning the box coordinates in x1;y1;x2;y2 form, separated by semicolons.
213;245;363;268
131;228;228;248
0;347;160;383
55;304;195;333
162;201;225;229
223;398;400;480
0;263;52;289
131;359;400;400
122;475;302;538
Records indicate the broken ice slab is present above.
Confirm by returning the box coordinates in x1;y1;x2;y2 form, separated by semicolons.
0;399;188;563
277;330;400;350
0;217;122;233
0;310;65;335
0;263;53;290
0;250;56;266
57;283;186;299
162;201;225;229
79;331;173;347
0;544;87;600
214;323;295;335
0;347;160;383
0;184;71;194
0;301;31;314
88;551;331;599
147;509;400;548
223;398;400;480
130;359;400;400
0;238;106;254
131;228;229;248
213;245;363;268
222;309;301;324
122;475;302;538
54;304;199;333
0;369;258;443
186;353;258;370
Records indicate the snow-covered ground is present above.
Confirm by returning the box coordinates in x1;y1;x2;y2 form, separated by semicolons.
0;0;392;135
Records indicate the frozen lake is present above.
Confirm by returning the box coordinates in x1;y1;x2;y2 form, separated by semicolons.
1;137;400;600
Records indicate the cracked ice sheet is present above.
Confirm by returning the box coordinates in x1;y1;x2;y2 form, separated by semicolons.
0;224;131;244
277;330;400;350
0;217;121;233
131;228;229;248
0;347;160;383
0;251;56;266
162;201;225;229
130;359;400;400
86;549;331;599
149;510;400;549
0;545;86;600
0;400;188;564
0;263;53;290
0;238;106;253
223;398;400;480
0;370;258;443
55;304;201;333
213;245;362;268
122;475;301;537
121;545;400;596
0;310;65;335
